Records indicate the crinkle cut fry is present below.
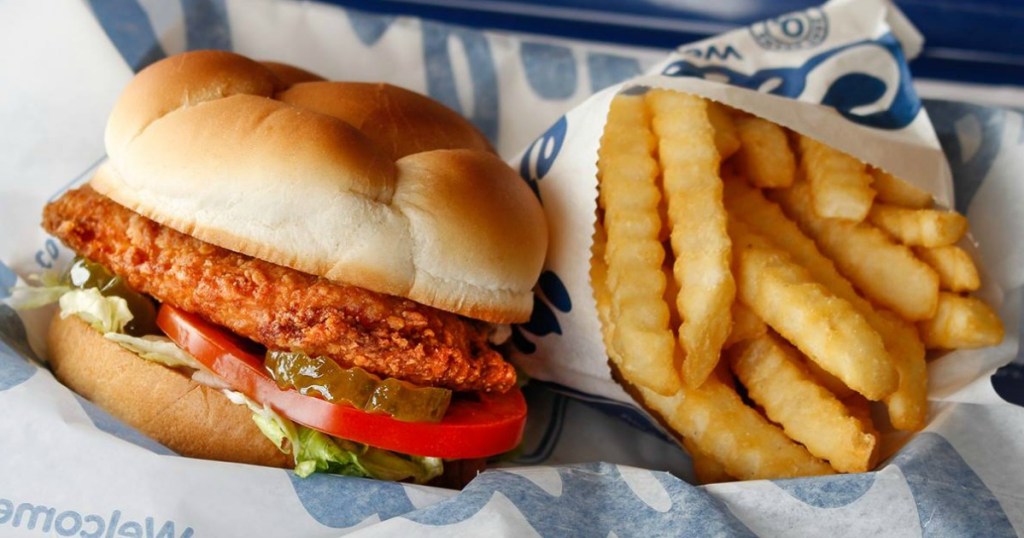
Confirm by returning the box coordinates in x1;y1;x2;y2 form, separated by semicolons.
636;375;833;481
646;90;734;389
728;217;897;401
768;179;940;322
596;93;681;396
43;186;515;393
729;333;877;473
724;179;925;430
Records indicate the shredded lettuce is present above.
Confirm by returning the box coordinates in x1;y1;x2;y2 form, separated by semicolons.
295;429;444;483
223;390;443;483
58;288;133;333
224;390;300;453
18;271;441;484
6;271;70;310
103;333;204;370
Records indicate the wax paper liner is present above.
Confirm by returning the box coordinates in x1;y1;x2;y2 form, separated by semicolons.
0;0;1021;536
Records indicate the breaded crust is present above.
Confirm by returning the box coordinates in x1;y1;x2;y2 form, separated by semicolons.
44;186;516;393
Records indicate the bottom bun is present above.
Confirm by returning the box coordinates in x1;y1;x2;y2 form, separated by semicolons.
47;312;291;468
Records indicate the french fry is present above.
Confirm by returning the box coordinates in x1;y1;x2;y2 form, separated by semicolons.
729;334;877;473
647;90;735;388
870;167;932;209
683;437;733;485
596;94;681;396
842;394;881;469
797;134;875;221
914;245;981;292
876;309;928;431
723;301;767;349
706;101;741;159
802;355;855;399
591;219;615;353
734;116;796;188
724;179;927;429
919;292;1004;349
637;377;833;480
842;394;875;431
867;204;968;247
770;179;940;321
729;218;897;401
591;96;1005;480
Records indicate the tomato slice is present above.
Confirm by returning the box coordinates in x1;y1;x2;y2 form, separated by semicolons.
156;304;527;459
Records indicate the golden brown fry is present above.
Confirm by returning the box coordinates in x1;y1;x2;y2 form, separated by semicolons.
919;292;1004;349
637;378;833;480
842;394;881;469
770;179;940;321
729;335;877;473
842;394;875;430
876;310;928;430
706;101;741;159
729;218;897;401
723;302;768;349
867;204;968;247
724;179;927;429
683;437;733;485
591;219;616;353
802;355;855;399
734;116;796;188
647;90;735;388
914;245;981;292
797;134;875;221
870;167;932;209
596;94;681;396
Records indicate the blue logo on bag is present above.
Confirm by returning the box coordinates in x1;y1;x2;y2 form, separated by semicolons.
662;33;920;130
512;271;572;355
509;270;573;354
513;117;572;354
749;8;829;51
518;115;568;202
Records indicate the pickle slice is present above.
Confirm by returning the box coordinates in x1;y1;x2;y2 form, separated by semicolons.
265;351;452;423
62;257;159;336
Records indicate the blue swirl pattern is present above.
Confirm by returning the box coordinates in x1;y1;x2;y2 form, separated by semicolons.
662;33;921;130
404;462;755;536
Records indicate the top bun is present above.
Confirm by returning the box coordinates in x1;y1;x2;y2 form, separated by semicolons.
94;50;547;323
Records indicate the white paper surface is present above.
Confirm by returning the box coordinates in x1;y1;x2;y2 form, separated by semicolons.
1;0;1022;536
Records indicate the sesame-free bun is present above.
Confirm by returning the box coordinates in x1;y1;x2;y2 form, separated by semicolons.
47;313;291;468
93;50;547;323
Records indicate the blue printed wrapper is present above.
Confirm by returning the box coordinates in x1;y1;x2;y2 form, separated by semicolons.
0;0;1022;536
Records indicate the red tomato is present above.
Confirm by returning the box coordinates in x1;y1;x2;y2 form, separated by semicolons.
156;304;527;459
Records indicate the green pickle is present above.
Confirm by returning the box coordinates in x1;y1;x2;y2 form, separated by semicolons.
266;351;452;423
62;257;159;336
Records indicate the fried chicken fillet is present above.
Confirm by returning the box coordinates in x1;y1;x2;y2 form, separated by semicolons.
43;186;516;393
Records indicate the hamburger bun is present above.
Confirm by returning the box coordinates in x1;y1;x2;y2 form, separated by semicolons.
92;50;547;324
47;312;291;468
